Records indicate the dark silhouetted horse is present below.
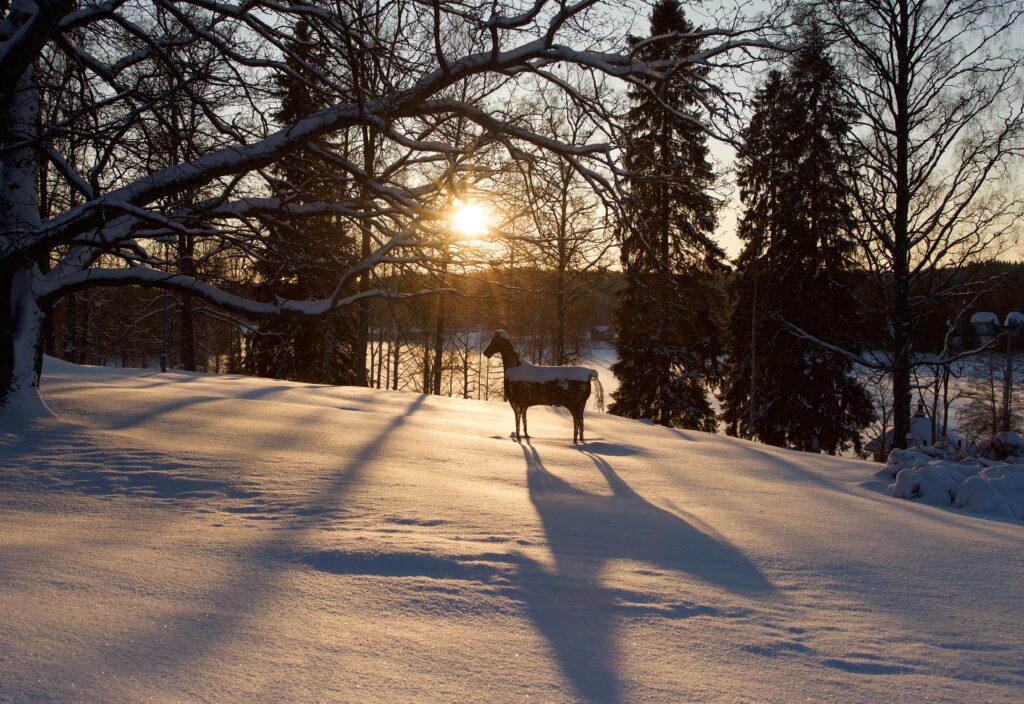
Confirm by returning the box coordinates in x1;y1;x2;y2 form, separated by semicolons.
484;330;603;443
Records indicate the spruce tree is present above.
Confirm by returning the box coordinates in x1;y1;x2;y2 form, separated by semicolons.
720;24;873;454
246;18;361;385
610;0;725;431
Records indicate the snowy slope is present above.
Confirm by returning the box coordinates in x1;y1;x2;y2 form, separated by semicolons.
1;359;1022;703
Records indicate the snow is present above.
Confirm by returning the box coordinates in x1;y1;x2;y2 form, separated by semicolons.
875;446;1024;519
2;358;1023;702
970;311;1000;326
504;361;598;384
995;430;1024;454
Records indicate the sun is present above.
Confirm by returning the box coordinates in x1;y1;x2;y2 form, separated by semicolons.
449;202;492;239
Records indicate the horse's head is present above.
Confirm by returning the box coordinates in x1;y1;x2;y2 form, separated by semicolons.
484;330;518;365
483;330;509;358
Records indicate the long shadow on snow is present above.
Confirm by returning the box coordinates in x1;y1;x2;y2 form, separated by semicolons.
97;380;297;431
9;394;429;700
0;424;262;501
515;441;772;704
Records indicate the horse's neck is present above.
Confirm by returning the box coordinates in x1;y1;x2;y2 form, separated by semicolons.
500;347;522;368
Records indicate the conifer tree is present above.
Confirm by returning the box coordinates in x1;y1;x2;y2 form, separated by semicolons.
245;18;361;385
610;0;725;431
720;24;873;454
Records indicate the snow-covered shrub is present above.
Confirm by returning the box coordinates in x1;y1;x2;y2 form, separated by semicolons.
929;441;967;461
874;448;930;480
875;444;960;480
953;475;1018;519
992;431;1024;459
882;450;1024;520
891;461;971;507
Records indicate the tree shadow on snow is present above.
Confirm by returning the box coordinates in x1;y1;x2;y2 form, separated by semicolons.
516;441;772;703
97;380;296;431
0;424;262;501
4;394;430;699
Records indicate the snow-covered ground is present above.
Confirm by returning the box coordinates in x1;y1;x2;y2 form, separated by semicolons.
1;359;1022;703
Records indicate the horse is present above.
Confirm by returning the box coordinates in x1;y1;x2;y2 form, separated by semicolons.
483;330;603;443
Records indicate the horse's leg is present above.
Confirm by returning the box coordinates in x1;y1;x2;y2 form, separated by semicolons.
578;408;585;443
514;406;521;440
522;406;530;439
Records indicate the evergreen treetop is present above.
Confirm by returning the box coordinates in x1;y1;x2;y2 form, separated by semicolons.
720;21;872;453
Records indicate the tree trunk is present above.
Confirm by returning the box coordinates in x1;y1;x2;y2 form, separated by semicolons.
891;279;913;450
556;265;567;366
748;254;759;440
1;66;48;414
422;340;431;393
0;265;48;414
890;0;913;451
375;331;384;389
355;129;376;387
431;288;446;395
941;365;951;442
391;329;400;390
177;234;197;371
555;176;569;366
356;226;370;386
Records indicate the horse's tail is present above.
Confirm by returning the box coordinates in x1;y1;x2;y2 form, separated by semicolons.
590;373;605;412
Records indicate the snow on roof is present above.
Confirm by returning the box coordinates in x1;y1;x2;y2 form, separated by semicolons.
970;311;1000;326
1005;311;1024;328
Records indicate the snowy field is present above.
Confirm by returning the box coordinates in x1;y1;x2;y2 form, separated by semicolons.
1;359;1023;703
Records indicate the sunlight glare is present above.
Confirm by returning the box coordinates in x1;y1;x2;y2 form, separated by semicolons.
450;202;492;239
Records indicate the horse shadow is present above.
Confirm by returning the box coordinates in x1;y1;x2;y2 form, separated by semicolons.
514;442;772;703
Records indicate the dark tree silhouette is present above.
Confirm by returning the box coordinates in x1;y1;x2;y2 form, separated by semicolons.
610;0;726;431
720;25;873;454
245;18;361;385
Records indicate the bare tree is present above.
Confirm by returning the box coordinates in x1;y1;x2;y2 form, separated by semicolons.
0;0;772;412
810;0;1024;449
958;350;1024;446
513;87;616;365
